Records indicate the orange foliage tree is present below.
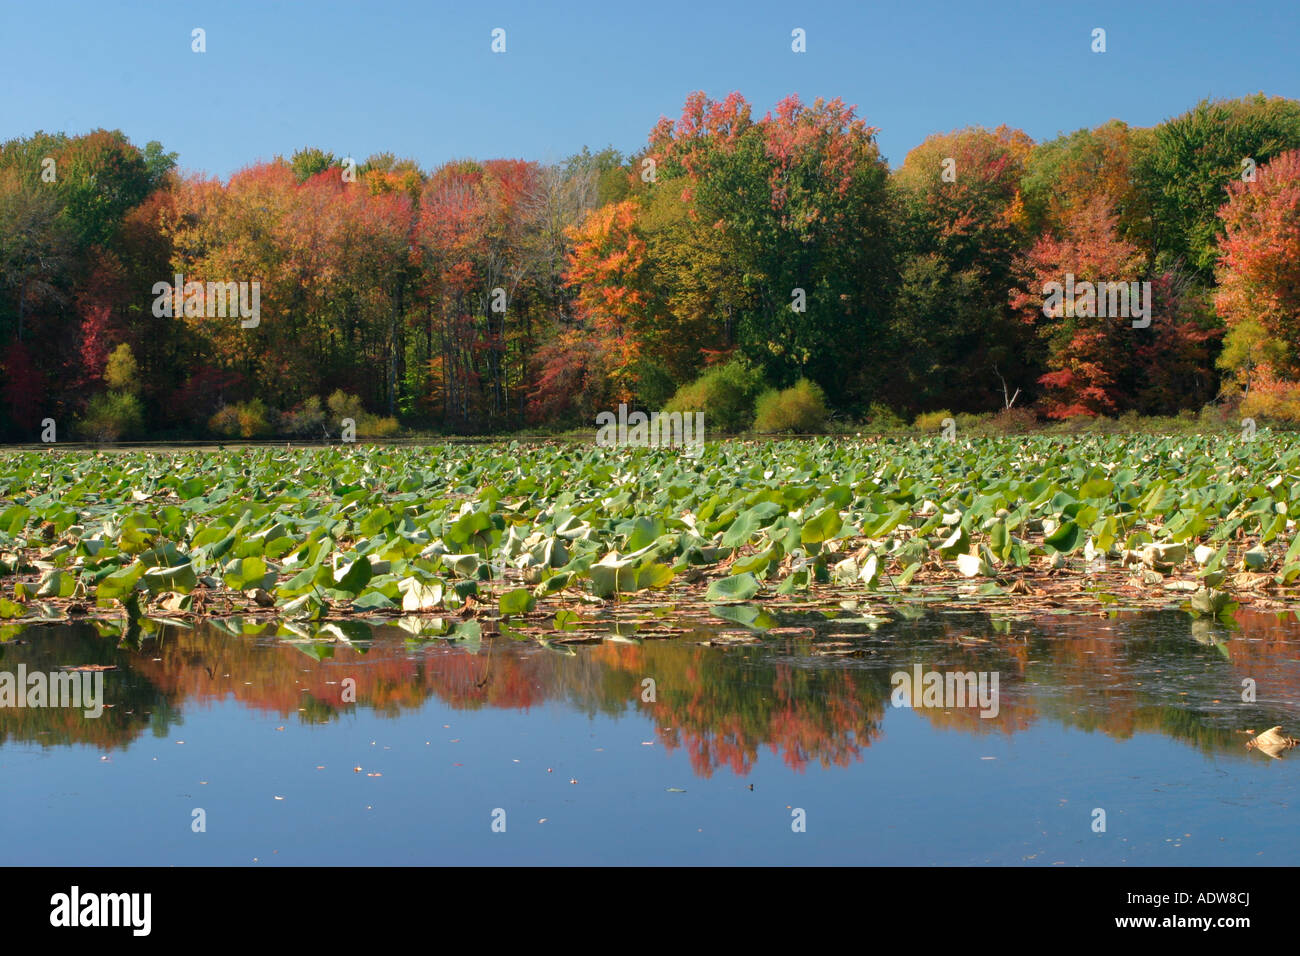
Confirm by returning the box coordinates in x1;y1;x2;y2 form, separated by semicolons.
1214;149;1300;391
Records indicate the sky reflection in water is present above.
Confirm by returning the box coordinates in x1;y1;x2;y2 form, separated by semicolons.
2;606;1297;865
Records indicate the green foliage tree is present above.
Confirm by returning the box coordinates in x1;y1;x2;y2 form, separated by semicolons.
289;146;339;183
890;126;1036;412
649;93;895;408
1136;95;1300;278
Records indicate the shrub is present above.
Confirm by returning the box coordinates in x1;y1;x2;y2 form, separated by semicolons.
954;412;993;434
1241;374;1300;423
209;399;273;439
314;391;404;440
208;405;240;437
1116;410;1143;432
664;358;766;433
826;416;863;435
78;391;144;442
282;395;326;437
864;402;905;431
1046;411;1116;434
989;406;1038;434
913;409;954;432
237;400;272;438
357;414;401;438
752;379;829;433
1199;402;1235;429
326;389;365;423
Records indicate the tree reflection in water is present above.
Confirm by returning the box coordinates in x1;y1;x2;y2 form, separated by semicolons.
2;607;1297;775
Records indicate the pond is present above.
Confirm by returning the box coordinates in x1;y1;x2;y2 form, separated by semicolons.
2;606;1297;865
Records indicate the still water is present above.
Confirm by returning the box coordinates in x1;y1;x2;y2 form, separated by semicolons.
2;606;1297;865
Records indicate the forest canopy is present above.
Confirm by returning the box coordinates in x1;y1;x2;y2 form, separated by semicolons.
2;92;1299;440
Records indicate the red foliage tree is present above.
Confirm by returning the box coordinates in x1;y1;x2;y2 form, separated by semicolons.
1214;149;1300;384
1012;197;1217;417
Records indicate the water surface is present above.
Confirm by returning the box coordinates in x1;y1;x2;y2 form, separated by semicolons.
2;606;1297;865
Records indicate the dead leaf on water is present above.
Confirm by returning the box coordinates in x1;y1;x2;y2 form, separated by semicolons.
1246;725;1298;758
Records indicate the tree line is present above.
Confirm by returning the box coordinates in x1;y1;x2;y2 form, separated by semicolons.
2;91;1299;439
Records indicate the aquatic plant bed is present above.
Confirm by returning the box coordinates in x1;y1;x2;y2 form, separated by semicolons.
1;435;1297;643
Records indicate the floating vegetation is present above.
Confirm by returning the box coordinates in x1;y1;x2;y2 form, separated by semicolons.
1;435;1298;647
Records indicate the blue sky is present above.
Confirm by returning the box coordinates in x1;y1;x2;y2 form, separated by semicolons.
2;0;1297;177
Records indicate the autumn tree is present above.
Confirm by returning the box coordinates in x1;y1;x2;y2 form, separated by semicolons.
1021;120;1151;245
890;126;1035;411
164;161;415;421
1214;149;1300;387
560;199;653;402
417;159;547;428
0;130;173;437
1012;197;1216;417
1137;95;1300;279
646;92;894;408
